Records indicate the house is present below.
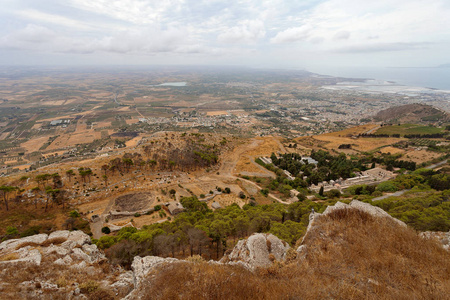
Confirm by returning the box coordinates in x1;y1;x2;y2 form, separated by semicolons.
166;201;185;215
211;201;222;210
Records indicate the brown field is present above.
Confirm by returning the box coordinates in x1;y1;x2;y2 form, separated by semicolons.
206;110;228;116
380;146;405;155
78;199;110;218
323;124;379;137
208;194;246;209
0;132;10;140
234;137;283;175
20;136;50;152
403;150;442;163
125;136;142;148
126;118;140;125
313;135;405;152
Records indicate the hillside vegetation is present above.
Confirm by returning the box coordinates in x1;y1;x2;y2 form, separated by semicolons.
134;208;450;299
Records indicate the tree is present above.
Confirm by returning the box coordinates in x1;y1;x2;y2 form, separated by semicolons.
0;185;17;211
66;169;75;182
102;175;108;186
319;186;324;197
102;226;111;234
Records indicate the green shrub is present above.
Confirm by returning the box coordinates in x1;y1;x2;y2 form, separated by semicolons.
101;227;111;234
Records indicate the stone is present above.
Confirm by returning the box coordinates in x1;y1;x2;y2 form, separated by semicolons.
82;244;106;263
71;248;92;263
0;234;48;253
70;261;87;270
131;256;179;288
226;233;290;270
420;231;450;251
46;245;70;256
0;249;42;266
66;231;91;246
48;230;70;240
54;255;73;266
349;200;406;227
322;201;349;215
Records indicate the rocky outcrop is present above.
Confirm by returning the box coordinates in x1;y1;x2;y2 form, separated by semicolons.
420;231;450;251
0;230;105;266
222;233;290;270
298;200;407;255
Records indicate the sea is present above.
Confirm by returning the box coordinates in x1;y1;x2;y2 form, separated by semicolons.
309;67;450;91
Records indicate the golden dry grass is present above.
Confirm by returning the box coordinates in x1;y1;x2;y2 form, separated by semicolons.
137;208;450;300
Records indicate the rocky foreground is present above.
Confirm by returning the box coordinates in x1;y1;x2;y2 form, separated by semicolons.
0;200;449;299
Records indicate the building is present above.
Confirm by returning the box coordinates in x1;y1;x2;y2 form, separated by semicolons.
166;202;185;215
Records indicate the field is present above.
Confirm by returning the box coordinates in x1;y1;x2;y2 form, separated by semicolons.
375;124;444;136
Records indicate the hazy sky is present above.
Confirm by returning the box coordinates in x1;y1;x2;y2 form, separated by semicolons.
0;0;449;72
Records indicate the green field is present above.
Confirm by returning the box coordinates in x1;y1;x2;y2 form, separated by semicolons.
375;124;444;136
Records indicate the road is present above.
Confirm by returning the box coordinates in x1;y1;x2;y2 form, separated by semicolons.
425;159;448;170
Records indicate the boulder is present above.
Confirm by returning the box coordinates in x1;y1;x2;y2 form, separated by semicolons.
66;231;91;246
349;200;406;227
131;256;179;289
226;233;290;270
48;230;70;240
0;234;48;253
46;244;70;256
82;244;106;263
54;255;73;266
0;249;42;266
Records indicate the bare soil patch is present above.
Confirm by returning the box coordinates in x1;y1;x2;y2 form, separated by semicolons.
114;192;154;212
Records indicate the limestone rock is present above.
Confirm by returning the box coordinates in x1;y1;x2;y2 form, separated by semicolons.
420;231;450;251
0;233;48;253
82;244;106;263
66;231;91;246
0;249;42;266
349;200;406;227
48;230;70;240
226;233;290;270
46;244;70;256
131;256;179;289
54;255;73;266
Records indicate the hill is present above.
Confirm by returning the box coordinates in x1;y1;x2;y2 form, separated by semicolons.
373;103;449;123
0;201;449;299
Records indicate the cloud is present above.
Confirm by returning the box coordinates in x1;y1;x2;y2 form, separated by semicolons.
217;20;265;44
270;25;311;44
333;31;350;40
335;42;430;53
0;24;213;55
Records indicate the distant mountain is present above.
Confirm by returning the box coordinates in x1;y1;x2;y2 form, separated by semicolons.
373;103;449;123
438;63;450;68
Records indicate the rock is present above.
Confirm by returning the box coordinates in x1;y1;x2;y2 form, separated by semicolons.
0;249;42;266
420;231;450;251
82;244;106;263
322;201;349;215
71;248;92;263
46;244;70;256
131;256;179;289
48;230;70;240
70;261;87;270
66;231;91;247
226;233;290;270
349;200;406;227
54;255;73;266
0;234;48;253
60;240;77;251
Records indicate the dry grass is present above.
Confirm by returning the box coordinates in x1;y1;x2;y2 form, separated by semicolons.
0;252;19;261
136;208;450;300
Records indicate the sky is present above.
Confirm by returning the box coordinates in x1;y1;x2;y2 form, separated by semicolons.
0;0;449;73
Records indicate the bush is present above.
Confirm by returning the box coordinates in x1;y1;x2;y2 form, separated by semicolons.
239;191;246;199
154;205;161;211
134;213;141;218
6;226;18;236
101;227;111;234
69;210;80;218
376;181;398;192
